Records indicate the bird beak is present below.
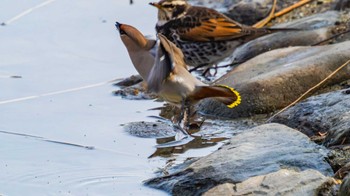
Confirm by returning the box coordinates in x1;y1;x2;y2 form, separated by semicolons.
149;2;162;9
115;21;126;35
115;22;121;30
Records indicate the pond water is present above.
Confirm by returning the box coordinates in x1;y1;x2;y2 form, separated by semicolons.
0;0;224;195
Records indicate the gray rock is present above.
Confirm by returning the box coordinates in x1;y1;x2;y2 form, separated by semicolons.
123;121;177;138
203;169;334;196
226;0;273;25
145;123;333;195
198;40;350;118
272;88;350;147
231;11;341;63
114;74;143;87
274;11;341;29
339;173;350;196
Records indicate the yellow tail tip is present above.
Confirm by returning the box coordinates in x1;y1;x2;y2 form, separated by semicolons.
217;84;241;108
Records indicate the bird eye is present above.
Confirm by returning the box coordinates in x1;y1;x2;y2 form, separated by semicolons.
163;4;174;8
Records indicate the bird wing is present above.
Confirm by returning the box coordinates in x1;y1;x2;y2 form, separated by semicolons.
176;7;245;42
147;40;172;93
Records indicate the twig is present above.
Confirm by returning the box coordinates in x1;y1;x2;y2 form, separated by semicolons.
267;59;350;122
253;0;277;28
273;0;314;18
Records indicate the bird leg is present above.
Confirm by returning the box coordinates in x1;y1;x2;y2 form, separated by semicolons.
184;104;191;128
177;98;192;132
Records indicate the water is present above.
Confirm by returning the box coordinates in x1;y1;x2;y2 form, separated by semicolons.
0;0;224;195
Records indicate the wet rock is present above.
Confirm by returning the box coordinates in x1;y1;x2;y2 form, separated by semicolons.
145;123;333;195
113;81;156;100
114;74;143;87
334;0;350;10
335;161;350;179
198;41;350;118
230;11;341;64
203;169;334;196
123;121;177;138
272;88;350;146
339;173;350;196
327;148;350;177
225;0;274;25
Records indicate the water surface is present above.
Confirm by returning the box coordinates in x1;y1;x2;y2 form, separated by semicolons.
0;0;223;195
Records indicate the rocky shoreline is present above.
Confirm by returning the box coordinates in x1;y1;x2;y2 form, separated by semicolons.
119;0;350;195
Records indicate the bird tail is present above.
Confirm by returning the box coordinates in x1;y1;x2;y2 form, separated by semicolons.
192;85;241;108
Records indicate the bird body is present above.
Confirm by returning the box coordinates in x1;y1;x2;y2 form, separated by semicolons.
150;0;295;67
147;33;240;109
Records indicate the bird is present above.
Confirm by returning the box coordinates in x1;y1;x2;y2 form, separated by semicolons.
115;21;156;81
147;33;241;127
149;0;297;68
116;22;241;128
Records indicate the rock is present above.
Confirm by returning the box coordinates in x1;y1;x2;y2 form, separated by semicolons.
145;123;333;195
274;10;341;29
335;162;350;179
272;88;350;146
339;173;350;196
198;41;350;118
123;121;177;138
113;80;156;100
226;0;274;25
230;11;341;63
114;74;143;87
334;0;350;10
327;147;350;177
203;169;334;196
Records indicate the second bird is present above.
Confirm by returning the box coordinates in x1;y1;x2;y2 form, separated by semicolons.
150;0;293;68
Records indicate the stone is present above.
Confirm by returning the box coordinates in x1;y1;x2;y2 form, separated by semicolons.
203;169;334;196
145;123;333;195
231;11;341;63
123;121;177;138
114;74;143;87
198;41;350;118
339;173;350;196
272;88;350;146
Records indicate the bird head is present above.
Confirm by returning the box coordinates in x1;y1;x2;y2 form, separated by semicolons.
115;22;155;50
149;0;189;24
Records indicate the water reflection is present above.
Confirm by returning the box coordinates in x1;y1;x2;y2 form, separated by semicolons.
150;135;227;158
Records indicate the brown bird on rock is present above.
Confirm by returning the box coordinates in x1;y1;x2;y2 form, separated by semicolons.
147;33;241;126
149;0;296;68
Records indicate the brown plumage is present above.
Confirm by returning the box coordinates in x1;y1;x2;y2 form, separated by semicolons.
147;34;241;118
116;22;156;80
150;0;296;67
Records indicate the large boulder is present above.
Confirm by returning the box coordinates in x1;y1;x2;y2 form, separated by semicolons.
145;123;333;195
230;11;342;63
203;169;334;196
198;41;350;118
272;88;350;147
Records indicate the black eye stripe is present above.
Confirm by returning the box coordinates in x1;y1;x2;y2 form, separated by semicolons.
163;4;174;8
